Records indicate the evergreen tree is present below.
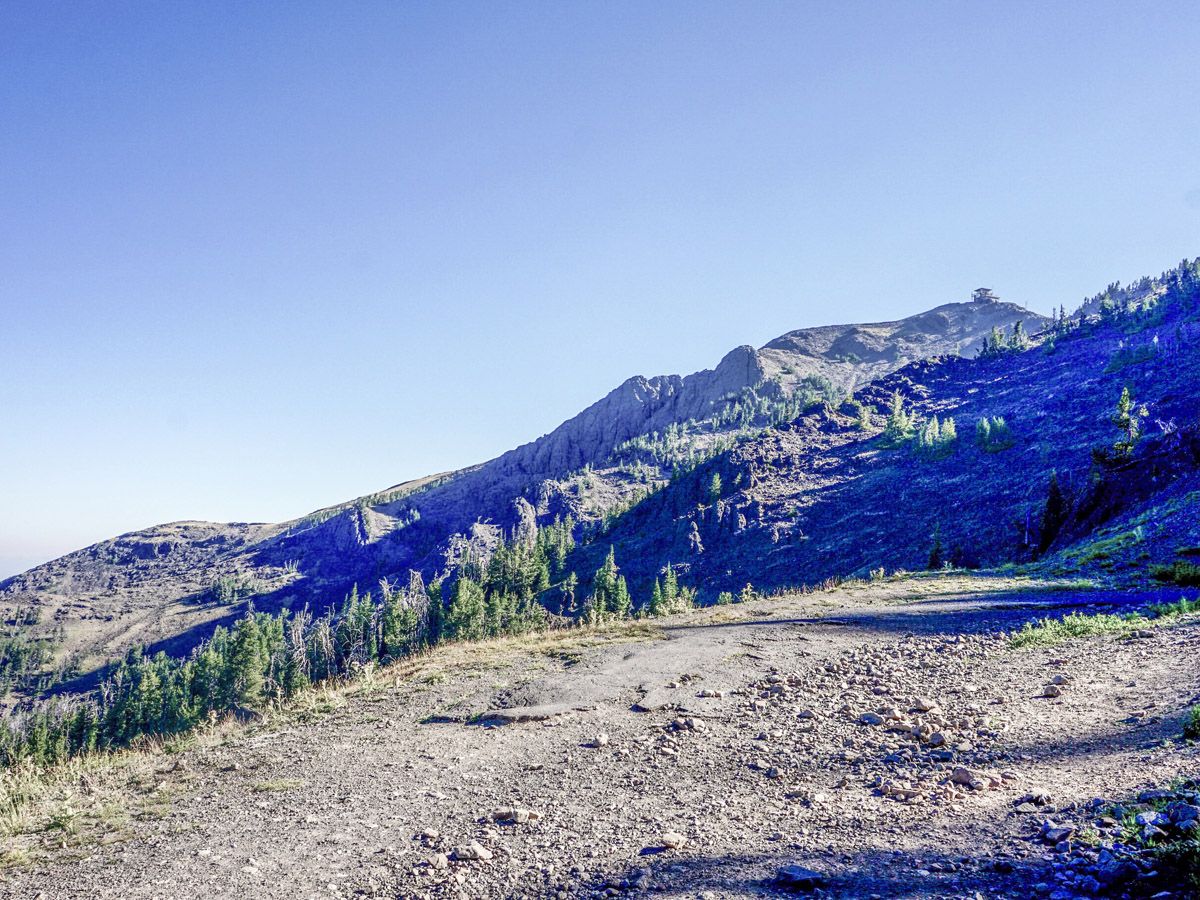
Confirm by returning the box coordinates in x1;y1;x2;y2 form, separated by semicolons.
976;416;1014;452
1039;471;1068;553
855;401;873;431
980;325;1007;356
941;417;957;444
975;417;991;448
611;575;632;619
425;582;445;645
560;571;578;617
649;579;664;616
588;548;632;620
228;613;265;708
446;577;487;642
1112;386;1148;458
707;472;722;505
927;526;943;570
1008;320;1028;351
883;392;913;445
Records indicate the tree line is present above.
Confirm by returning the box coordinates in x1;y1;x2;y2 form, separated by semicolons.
0;516;712;767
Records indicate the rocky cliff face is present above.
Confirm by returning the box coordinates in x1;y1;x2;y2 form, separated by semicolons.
490;344;767;478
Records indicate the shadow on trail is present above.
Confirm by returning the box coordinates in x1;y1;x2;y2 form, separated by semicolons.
663;587;1193;642
584;842;1036;898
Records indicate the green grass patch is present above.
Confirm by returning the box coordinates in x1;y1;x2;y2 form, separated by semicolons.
1010;595;1200;648
1010;611;1138;647
1144;596;1200;619
1150;561;1200;587
1064;530;1143;565
1184;705;1200;741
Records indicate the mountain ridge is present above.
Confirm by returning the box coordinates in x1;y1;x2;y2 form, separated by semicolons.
0;291;1057;692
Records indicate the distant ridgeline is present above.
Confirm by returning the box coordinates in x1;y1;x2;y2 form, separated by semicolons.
2;257;1199;766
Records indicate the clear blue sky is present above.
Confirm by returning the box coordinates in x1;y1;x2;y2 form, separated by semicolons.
2;2;1198;577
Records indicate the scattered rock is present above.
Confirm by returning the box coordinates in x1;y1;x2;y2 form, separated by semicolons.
453;841;494;862
774;865;827;891
661;831;687;850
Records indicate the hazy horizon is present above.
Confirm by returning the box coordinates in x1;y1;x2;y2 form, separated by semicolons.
3;1;1199;578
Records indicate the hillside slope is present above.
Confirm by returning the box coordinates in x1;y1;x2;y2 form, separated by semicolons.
571;306;1200;599
0;295;1045;694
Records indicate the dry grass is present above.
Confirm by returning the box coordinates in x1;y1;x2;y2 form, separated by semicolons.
0;734;209;865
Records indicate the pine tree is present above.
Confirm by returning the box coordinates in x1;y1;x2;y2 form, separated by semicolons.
228;614;265;708
1112;386;1148;458
662;566;678;606
941;417;957;444
927;526;943;570
560;571;578;617
975;417;991;448
707;472;722;505
855;401;872;431
611;576;632;619
1039;471;1068;553
883;392;913;445
446;576;487;642
425;582;445;645
589;547;621;621
649;579;664;616
1008;320;1028;351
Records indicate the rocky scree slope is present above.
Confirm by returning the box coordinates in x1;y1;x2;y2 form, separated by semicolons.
0;297;1042;692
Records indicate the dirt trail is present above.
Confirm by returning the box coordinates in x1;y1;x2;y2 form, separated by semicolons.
4;578;1198;899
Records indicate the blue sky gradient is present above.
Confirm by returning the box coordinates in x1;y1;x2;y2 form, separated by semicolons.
2;2;1198;576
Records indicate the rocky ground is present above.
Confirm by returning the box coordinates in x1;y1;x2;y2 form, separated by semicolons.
3;575;1199;899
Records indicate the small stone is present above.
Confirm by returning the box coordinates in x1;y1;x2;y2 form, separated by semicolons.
592;733;610;748
492;806;540;824
661;831;687;850
453;841;493;862
1042;684;1063;698
1042;825;1074;844
428;852;449;870
860;712;885;726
